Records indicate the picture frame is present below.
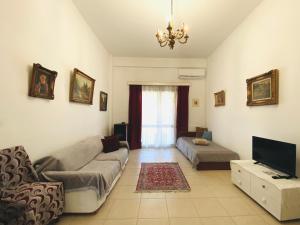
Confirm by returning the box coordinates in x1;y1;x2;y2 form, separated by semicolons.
70;68;95;105
100;91;108;111
29;63;57;100
214;90;225;106
246;69;279;106
192;98;200;107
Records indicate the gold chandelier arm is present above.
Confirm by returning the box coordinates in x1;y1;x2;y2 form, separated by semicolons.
178;35;189;44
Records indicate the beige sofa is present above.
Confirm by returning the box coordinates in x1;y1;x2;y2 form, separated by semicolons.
34;136;129;213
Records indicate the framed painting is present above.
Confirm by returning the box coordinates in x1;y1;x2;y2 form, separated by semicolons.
192;98;200;107
100;91;108;111
29;63;57;100
246;69;279;106
214;90;225;106
70;68;95;104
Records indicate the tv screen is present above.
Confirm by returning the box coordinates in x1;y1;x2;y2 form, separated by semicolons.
252;136;296;177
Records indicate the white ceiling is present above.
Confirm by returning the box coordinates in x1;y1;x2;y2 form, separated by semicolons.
73;0;262;58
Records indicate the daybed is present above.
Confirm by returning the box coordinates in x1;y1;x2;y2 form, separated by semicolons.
176;136;239;170
34;136;129;213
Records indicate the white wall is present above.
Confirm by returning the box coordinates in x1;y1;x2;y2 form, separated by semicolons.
0;0;112;161
206;0;300;175
112;57;207;131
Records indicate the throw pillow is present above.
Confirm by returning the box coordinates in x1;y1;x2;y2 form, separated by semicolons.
192;138;209;146
202;131;212;141
195;127;208;138
101;135;119;153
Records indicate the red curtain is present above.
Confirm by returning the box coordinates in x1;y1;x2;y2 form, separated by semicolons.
128;85;142;150
176;86;189;138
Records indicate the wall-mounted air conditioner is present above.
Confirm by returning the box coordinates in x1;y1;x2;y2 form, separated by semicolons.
178;68;206;80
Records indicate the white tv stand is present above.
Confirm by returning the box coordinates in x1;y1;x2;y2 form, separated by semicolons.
231;160;300;221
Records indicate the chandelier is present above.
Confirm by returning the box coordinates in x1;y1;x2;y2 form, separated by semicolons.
155;0;189;49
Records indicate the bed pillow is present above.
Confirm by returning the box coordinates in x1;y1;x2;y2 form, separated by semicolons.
192;138;209;146
195;127;208;138
202;131;212;141
101;135;120;153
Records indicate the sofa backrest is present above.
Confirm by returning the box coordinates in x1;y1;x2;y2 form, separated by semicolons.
52;136;103;171
0;146;38;188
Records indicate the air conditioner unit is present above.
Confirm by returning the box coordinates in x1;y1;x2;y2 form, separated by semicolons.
178;68;206;80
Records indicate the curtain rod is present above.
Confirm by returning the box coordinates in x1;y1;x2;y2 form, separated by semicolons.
127;81;191;86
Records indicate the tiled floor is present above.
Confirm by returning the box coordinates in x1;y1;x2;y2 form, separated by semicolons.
57;148;300;225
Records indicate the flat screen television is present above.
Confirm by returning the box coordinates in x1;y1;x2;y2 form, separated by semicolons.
252;136;296;177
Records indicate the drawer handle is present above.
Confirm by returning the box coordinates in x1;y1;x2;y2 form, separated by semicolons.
262;185;266;189
238;170;241;173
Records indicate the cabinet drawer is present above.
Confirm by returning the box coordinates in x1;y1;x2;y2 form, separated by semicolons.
251;175;281;218
231;164;251;194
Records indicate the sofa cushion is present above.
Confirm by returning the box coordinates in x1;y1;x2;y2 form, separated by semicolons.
52;136;102;171
202;131;212;141
101;135;119;153
79;160;121;192
95;148;128;168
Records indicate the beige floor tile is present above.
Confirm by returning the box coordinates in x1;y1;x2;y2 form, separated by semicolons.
169;218;202;225
189;185;216;198
110;185;141;199
165;191;191;199
166;198;198;218
58;215;105;225
137;218;169;225
94;198;115;219
138;199;168;218
199;217;236;225
219;197;257;216
141;192;166;199
104;219;137;225
211;184;242;197
117;175;139;186
193;198;228;217
107;199;140;219
123;168;141;176
232;215;269;225
260;214;284;225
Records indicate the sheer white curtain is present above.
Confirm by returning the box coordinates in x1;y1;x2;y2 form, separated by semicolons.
142;86;177;148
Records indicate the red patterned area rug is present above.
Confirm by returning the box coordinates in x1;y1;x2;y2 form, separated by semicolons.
136;162;191;192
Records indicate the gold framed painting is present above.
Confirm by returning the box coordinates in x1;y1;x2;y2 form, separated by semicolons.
29;63;57;100
70;68;95;104
246;69;279;106
100;91;108;111
214;90;225;106
192;98;199;107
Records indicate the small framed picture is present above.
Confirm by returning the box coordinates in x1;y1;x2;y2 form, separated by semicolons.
192;98;200;107
29;63;57;100
214;90;225;106
246;69;279;106
100;91;108;111
70;68;95;104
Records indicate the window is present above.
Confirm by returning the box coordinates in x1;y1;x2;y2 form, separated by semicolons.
142;86;177;148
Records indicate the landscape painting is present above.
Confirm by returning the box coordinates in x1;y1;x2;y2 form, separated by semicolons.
247;69;279;106
252;78;271;101
70;68;95;104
